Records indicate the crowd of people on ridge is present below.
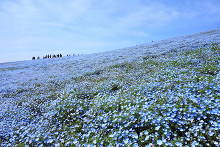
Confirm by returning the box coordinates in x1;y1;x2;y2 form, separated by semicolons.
32;54;79;60
32;54;63;60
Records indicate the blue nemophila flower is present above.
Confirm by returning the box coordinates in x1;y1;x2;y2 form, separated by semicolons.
123;138;130;144
191;141;199;147
155;126;160;130
157;140;163;145
175;142;182;147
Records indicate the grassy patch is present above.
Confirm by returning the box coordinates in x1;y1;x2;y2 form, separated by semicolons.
0;66;28;72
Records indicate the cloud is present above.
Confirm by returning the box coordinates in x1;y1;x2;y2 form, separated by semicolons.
0;0;180;34
0;0;220;63
116;3;179;28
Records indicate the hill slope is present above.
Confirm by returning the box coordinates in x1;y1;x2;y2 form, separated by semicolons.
0;29;220;146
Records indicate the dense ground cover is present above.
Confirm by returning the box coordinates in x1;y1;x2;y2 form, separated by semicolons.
5;43;220;146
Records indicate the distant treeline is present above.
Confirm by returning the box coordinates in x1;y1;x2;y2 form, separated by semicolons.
32;54;75;60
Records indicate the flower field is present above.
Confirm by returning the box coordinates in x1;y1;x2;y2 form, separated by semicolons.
7;43;220;146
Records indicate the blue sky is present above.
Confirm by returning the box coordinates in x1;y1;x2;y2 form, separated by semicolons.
0;0;220;63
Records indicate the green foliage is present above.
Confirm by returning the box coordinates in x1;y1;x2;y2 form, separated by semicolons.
210;43;220;51
168;59;194;68
84;69;103;76
143;59;164;67
197;64;219;75
16;143;25;147
0;66;28;72
110;62;134;70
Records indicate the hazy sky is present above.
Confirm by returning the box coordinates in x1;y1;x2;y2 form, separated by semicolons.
0;0;220;63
